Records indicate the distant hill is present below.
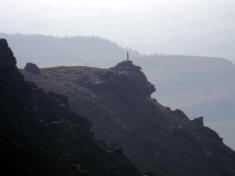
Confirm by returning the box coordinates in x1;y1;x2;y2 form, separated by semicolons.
0;33;139;68
183;97;235;122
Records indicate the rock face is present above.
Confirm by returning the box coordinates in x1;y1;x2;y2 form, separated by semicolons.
192;116;204;126
22;52;235;175
0;39;23;80
80;61;155;97
0;39;15;75
24;62;41;75
0;39;142;176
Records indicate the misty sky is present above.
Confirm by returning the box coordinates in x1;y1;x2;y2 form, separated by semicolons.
1;0;235;60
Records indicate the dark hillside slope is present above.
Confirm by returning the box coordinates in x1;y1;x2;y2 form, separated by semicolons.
0;39;142;176
23;60;235;176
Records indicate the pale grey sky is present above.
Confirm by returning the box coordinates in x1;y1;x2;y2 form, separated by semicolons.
1;0;235;60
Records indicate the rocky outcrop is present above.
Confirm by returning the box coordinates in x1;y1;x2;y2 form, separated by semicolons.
192;116;204;126
79;60;156;97
0;39;23;81
24;62;41;75
0;39;16;75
